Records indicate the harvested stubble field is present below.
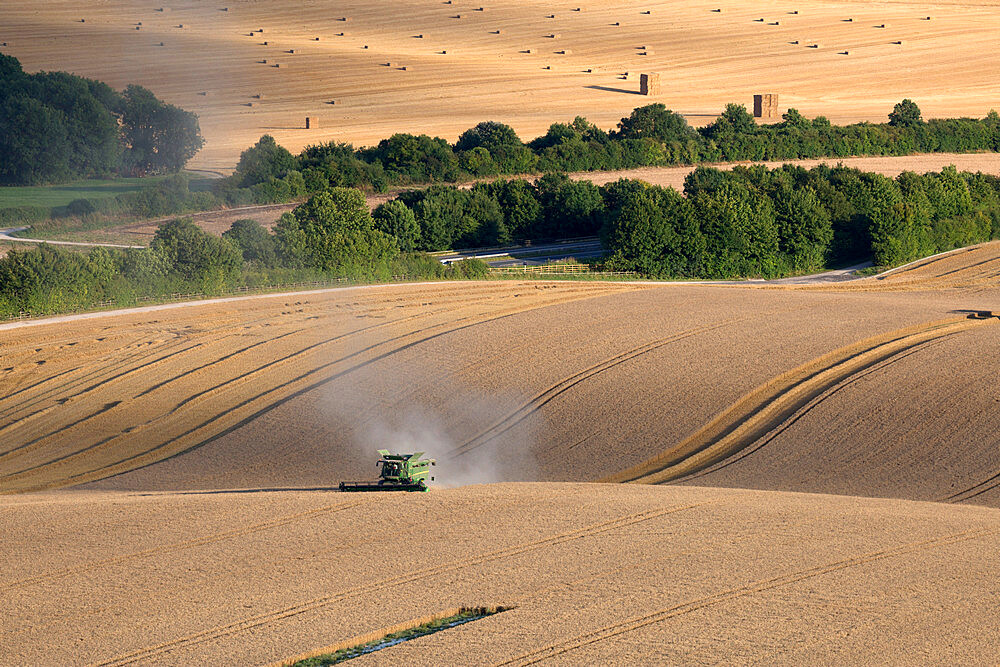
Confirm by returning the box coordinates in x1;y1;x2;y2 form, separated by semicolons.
4;244;1000;663
2;0;999;171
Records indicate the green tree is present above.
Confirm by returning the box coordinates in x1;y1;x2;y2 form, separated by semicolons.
151;218;241;285
233;135;297;188
615;104;698;144
454;121;536;173
368;133;459;182
457;188;508;247
223;218;279;266
120;84;204;175
695;181;780;277
536;173;605;238
404;186;470;250
780;108;811;131
495;179;542;240
772;186;833;271
888;99;923;128
274;188;398;277
372;199;421;251
703;103;757;138
0;95;71;184
32;71;122;178
603;183;704;277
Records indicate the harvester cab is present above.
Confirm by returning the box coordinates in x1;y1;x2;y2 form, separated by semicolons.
339;450;436;492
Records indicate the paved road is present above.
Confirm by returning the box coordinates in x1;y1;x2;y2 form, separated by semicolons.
438;238;604;266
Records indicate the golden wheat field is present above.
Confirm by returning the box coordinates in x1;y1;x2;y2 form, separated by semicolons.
4;242;1000;663
2;0;999;170
6;1;1000;661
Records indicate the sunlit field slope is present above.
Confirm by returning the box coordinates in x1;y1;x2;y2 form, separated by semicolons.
2;0;999;170
4;484;1000;665
4;247;1000;664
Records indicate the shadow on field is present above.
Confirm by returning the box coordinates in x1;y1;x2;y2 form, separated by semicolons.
136;486;342;496
585;85;643;95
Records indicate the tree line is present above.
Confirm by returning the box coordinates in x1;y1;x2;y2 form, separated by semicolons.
219;99;1000;199
0;189;488;317
0;54;204;185
605;164;1000;277
6;94;1000;229
4;162;999;317
368;163;1000;275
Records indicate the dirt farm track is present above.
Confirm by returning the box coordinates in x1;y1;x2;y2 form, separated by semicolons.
3;0;1000;170
4;243;1000;664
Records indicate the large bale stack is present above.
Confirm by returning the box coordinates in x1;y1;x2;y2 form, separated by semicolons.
639;72;661;96
753;93;779;118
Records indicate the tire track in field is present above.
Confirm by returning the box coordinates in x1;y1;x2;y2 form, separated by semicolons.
943;472;1000;504
931;254;1000;279
496;527;998;666
1;499;363;593
0;340;205;464
0;301;471;489
678;336;952;483
0;401;124;472
0;366;78;403
941;450;1000;503
0;336;193;424
449;317;746;460
602;317;993;486
16;289;623;491
0;306;311;424
132;328;306;398
90;503;707;667
68;291;616;485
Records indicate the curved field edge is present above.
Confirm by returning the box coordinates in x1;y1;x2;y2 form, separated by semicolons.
601;316;998;485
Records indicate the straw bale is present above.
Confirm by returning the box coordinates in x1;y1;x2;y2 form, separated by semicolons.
639;72;660;95
753;93;779;117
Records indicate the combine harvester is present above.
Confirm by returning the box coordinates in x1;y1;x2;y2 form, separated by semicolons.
339;450;436;492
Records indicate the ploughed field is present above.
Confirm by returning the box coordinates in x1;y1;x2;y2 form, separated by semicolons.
4;244;1000;663
2;0;999;170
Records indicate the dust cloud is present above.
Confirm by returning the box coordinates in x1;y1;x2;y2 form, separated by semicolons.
320;364;541;488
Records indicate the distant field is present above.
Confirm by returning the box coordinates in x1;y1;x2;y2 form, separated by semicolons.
3;0;999;171
0;174;213;211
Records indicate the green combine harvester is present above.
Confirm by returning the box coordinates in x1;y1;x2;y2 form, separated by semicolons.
339;450;436;492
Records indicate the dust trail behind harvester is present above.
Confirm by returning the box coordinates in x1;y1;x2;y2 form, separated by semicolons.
319;360;542;489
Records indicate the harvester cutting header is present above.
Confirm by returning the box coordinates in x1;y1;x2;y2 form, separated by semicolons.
339;450;436;492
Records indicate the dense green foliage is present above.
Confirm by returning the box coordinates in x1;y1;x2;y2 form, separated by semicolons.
5;96;1000;230
273;188;398;278
0;54;203;185
2;162;999;318
604;164;1000;276
218;100;1000;199
360;163;1000;277
0;199;487;318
